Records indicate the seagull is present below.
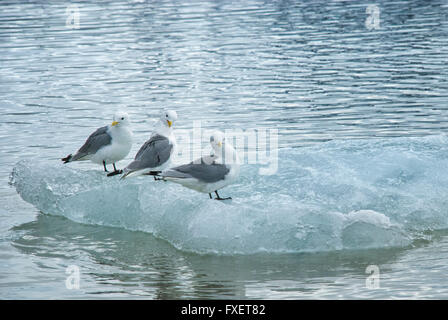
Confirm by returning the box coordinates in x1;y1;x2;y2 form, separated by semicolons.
147;131;240;200
120;110;177;179
61;111;133;175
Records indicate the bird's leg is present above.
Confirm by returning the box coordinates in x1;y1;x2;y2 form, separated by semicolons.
107;163;123;177
113;163;122;174
103;161;108;172
209;193;212;199
214;190;231;200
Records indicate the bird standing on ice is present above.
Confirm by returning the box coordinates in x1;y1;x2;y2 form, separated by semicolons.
120;110;177;179
148;131;240;200
61;111;133;175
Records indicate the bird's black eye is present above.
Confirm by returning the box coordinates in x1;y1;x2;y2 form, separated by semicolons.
166;114;168;118
121;117;124;120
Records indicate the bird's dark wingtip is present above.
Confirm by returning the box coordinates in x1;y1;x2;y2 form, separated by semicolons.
144;171;162;176
61;154;72;163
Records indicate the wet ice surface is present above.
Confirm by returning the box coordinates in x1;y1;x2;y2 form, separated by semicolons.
2;0;448;298
14;135;448;255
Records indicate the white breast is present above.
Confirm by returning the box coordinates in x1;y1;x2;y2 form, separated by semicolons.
90;126;133;164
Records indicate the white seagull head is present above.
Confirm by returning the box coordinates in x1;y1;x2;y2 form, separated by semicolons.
111;111;131;127
210;131;239;165
210;130;226;154
160;110;178;128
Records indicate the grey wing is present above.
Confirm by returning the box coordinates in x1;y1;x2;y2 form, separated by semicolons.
164;157;230;183
125;134;173;171
72;126;112;161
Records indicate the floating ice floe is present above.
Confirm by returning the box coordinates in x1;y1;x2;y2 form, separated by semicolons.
11;135;448;254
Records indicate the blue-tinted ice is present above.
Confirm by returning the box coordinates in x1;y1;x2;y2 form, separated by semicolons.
11;135;448;254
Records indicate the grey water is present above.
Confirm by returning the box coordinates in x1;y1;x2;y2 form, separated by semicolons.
1;0;448;299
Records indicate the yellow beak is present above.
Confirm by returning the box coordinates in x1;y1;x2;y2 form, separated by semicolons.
218;142;222;147
111;121;119;126
167;120;172;128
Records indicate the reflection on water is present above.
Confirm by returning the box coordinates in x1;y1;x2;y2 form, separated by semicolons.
11;213;408;299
